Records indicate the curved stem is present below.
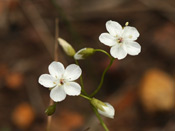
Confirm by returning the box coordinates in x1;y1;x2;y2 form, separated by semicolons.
75;60;88;96
92;106;109;131
94;49;113;60
90;58;114;97
79;94;92;101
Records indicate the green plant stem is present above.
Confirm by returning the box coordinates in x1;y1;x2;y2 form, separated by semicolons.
94;49;113;60
80;94;109;130
74;60;88;95
79;94;92;101
92;105;109;131
90;58;114;97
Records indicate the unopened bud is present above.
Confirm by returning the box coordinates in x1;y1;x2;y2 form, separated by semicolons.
58;38;76;57
74;48;94;60
91;98;115;119
45;103;56;116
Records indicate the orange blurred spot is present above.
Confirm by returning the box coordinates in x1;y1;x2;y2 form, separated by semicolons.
139;68;174;113
12;103;35;129
58;109;84;130
5;72;24;89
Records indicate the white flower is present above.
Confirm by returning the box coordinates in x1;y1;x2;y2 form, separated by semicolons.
99;20;141;60
97;102;115;119
38;61;82;102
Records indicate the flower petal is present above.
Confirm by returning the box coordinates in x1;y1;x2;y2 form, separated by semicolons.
64;64;82;81
99;33;116;46
123;26;140;41
38;74;56;88
74;48;86;60
124;41;141;55
50;86;66;102
110;45;127;60
49;61;65;78
106;20;122;36
97;102;115;119
64;82;81;96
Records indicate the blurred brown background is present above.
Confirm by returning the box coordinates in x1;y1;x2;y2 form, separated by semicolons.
0;0;175;131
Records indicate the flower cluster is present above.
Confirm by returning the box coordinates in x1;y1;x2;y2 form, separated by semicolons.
38;20;141;122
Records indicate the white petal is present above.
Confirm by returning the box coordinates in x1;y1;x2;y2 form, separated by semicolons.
110;45;127;60
64;64;82;81
124;41;141;55
74;53;83;60
98;102;115;119
123;26;140;41
106;20;122;36
38;74;56;88
99;33;117;46
64;82;81;96
74;48;86;60
50;86;66;102
49;61;65;78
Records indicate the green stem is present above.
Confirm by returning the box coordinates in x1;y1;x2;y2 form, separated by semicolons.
92;106;109;131
90;58;114;97
75;60;88;96
79;94;92;101
94;49;113;60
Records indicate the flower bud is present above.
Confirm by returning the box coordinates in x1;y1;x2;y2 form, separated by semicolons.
74;48;94;60
58;38;76;57
91;98;115;119
45;103;56;116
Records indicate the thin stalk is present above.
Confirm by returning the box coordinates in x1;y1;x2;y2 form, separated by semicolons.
47;18;59;131
94;49;113;60
75;60;88;96
79;94;92;101
92;106;109;131
90;58;114;97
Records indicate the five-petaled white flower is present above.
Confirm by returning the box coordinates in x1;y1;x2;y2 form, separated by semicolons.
38;61;82;102
99;20;141;60
97;102;115;119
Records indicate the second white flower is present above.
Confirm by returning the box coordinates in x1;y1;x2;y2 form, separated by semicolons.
99;20;141;60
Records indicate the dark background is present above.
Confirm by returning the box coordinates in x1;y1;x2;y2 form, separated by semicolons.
0;0;175;130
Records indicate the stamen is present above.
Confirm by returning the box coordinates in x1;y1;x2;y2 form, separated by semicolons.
60;79;64;85
118;37;123;43
125;22;129;26
129;35;132;39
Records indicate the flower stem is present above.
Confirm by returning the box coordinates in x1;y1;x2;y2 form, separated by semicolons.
92;105;109;131
90;58;114;97
47;18;59;131
79;94;92;101
75;60;88;96
94;49;113;60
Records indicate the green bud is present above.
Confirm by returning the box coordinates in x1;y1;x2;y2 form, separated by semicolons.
91;98;107;112
58;38;76;57
74;48;95;60
45;103;56;116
